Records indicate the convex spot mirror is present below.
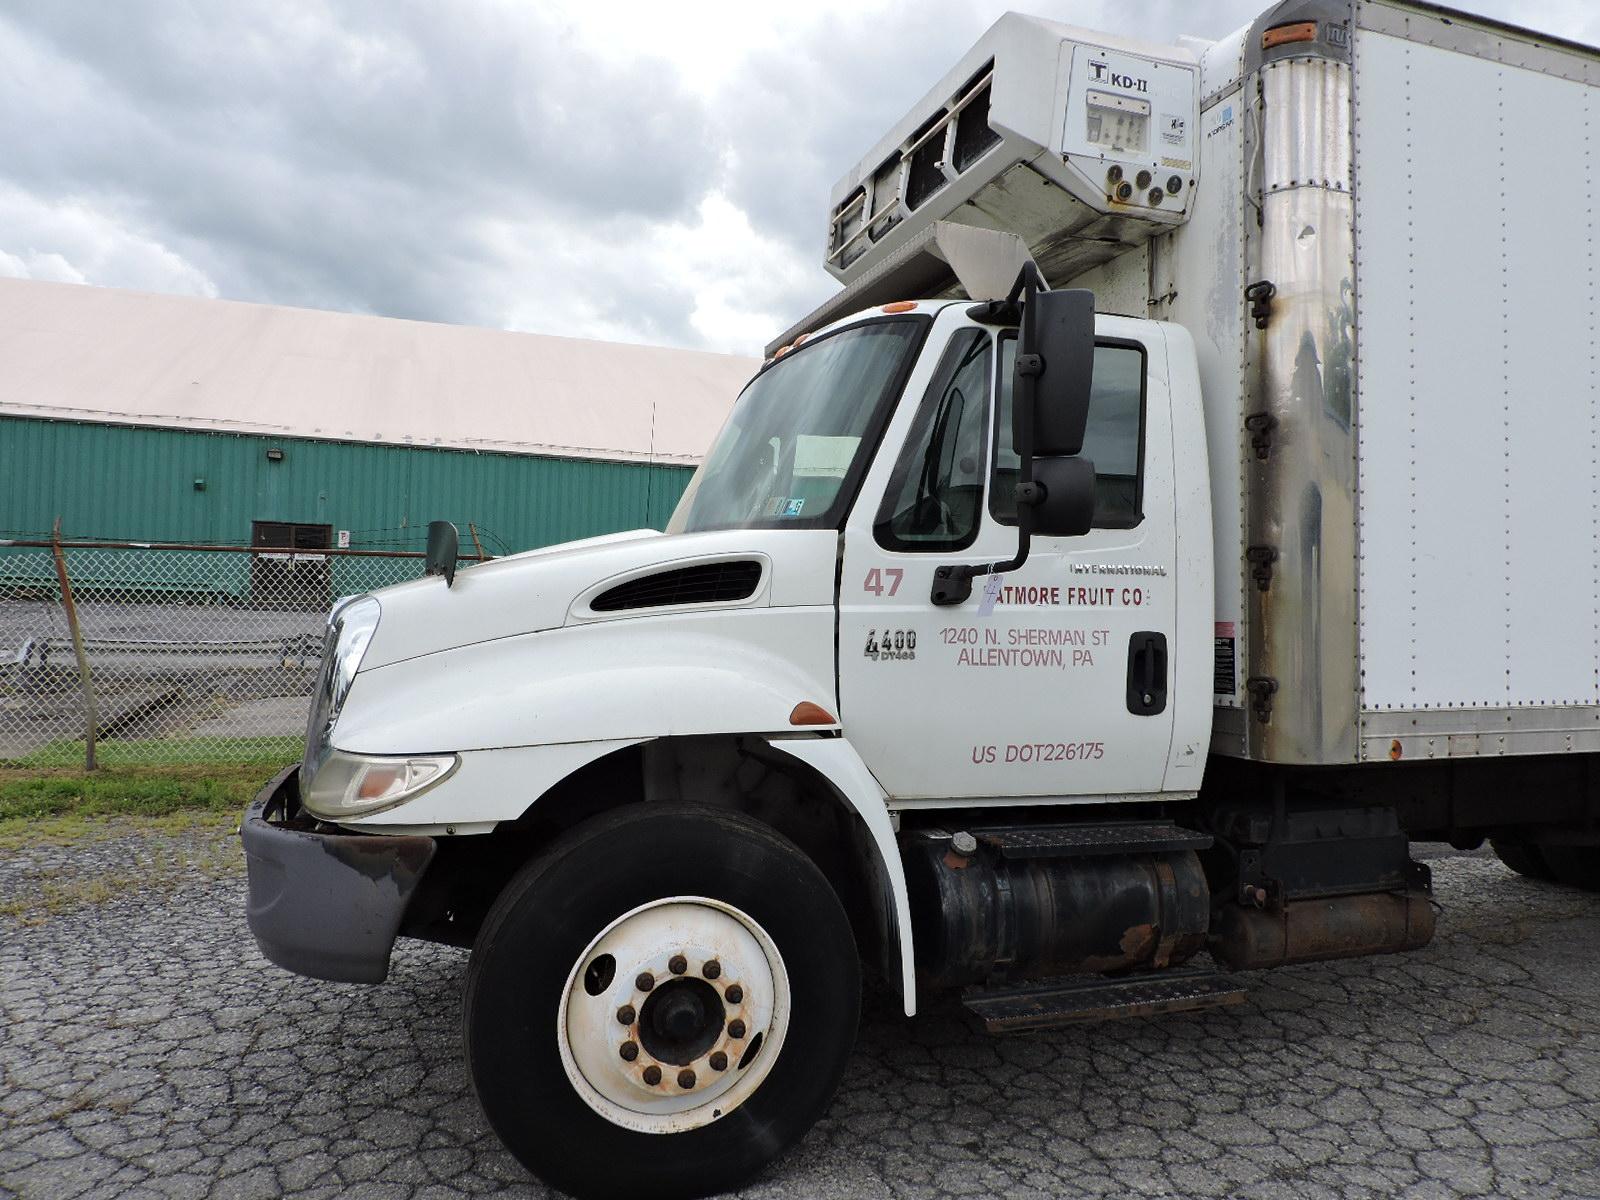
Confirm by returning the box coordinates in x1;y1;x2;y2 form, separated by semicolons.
425;520;459;587
1014;287;1095;458
1031;456;1096;538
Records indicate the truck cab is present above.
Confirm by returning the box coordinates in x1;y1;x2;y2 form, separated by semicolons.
670;297;1211;802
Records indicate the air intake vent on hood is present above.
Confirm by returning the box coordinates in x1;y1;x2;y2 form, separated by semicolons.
590;561;763;612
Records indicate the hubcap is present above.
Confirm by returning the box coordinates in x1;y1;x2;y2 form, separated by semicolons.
557;896;790;1134
639;978;724;1065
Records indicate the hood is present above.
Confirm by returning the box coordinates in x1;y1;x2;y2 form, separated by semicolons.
360;526;840;670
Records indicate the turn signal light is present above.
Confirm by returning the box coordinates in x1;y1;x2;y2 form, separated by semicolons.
789;702;837;726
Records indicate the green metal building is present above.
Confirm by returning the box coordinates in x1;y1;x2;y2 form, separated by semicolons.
0;277;755;582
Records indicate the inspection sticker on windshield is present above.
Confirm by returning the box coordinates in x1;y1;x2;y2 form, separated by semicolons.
781;498;805;517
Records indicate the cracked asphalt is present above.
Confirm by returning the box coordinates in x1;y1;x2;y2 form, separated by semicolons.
3;834;1599;1200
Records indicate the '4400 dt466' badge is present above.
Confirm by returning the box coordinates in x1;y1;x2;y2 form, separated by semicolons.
864;629;916;662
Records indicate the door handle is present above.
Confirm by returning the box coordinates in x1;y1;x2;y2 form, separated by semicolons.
1126;632;1168;716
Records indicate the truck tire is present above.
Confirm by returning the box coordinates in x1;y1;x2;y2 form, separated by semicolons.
464;802;860;1200
1491;840;1556;882
1538;846;1600;892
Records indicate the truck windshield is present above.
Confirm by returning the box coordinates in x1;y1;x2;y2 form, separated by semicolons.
667;317;927;533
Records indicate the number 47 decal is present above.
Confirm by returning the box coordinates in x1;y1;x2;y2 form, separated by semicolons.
863;568;903;597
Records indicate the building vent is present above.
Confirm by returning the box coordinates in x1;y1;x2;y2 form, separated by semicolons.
590;561;763;612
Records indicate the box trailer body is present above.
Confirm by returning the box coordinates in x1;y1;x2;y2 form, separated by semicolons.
1174;0;1600;770
239;4;1600;1197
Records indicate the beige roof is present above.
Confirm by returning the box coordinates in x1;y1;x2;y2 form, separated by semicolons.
0;277;756;466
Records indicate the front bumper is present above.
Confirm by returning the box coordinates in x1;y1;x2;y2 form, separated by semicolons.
242;764;437;984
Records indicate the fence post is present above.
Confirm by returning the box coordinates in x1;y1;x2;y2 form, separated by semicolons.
50;518;100;771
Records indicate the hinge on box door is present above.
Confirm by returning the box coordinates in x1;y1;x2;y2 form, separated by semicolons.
1245;280;1276;329
1243;412;1277;459
1246;545;1277;591
1245;676;1278;724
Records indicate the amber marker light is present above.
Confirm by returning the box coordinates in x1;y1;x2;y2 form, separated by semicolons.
1389;739;1404;761
1262;20;1318;49
790;702;837;726
881;301;917;313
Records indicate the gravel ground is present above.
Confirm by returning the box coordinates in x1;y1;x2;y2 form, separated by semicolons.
2;833;1599;1200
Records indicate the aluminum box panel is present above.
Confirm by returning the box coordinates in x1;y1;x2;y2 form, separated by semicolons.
1354;30;1600;717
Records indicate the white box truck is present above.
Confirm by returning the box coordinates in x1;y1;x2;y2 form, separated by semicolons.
242;2;1600;1195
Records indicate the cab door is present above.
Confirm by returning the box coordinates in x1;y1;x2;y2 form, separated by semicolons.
837;311;1177;802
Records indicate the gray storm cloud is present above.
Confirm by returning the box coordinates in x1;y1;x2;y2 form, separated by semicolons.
2;1;1595;354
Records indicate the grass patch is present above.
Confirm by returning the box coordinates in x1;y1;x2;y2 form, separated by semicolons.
3;735;300;770
0;808;239;852
0;761;280;824
0;757;271;921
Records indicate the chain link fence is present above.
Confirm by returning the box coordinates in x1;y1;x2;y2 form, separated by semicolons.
0;539;477;768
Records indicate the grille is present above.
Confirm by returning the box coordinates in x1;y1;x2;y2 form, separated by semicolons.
590;561;763;612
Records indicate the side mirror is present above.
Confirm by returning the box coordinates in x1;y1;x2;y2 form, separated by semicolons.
1015;287;1095;457
425;520;459;587
929;274;1098;608
1030;456;1096;538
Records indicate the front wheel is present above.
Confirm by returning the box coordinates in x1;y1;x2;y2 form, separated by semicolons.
465;803;860;1200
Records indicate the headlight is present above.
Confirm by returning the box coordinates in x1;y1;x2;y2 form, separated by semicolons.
302;750;460;819
303;595;381;784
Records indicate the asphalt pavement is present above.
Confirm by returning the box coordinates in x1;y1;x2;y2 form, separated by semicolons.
2;833;1598;1200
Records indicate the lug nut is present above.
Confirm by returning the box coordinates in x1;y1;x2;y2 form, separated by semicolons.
635;972;655;992
710;1051;729;1071
725;984;743;1004
617;1004;636;1025
677;1068;697;1089
668;954;687;975
619;1041;639;1061
642;1064;662;1086
703;960;722;980
950;831;978;856
728;1019;747;1039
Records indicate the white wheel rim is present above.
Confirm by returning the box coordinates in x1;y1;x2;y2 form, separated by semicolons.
557;896;791;1134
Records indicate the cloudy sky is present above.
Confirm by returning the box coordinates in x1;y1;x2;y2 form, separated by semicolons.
3;1;1596;357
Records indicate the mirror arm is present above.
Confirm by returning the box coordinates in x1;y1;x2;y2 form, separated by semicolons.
930;505;1033;606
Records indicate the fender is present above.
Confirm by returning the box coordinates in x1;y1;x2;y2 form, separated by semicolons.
341;737;644;830
766;736;918;1016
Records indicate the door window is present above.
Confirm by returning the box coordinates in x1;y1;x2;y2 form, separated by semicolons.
991;338;1146;529
874;329;992;552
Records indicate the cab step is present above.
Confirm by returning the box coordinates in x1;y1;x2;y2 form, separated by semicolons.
968;820;1211;859
963;968;1247;1034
